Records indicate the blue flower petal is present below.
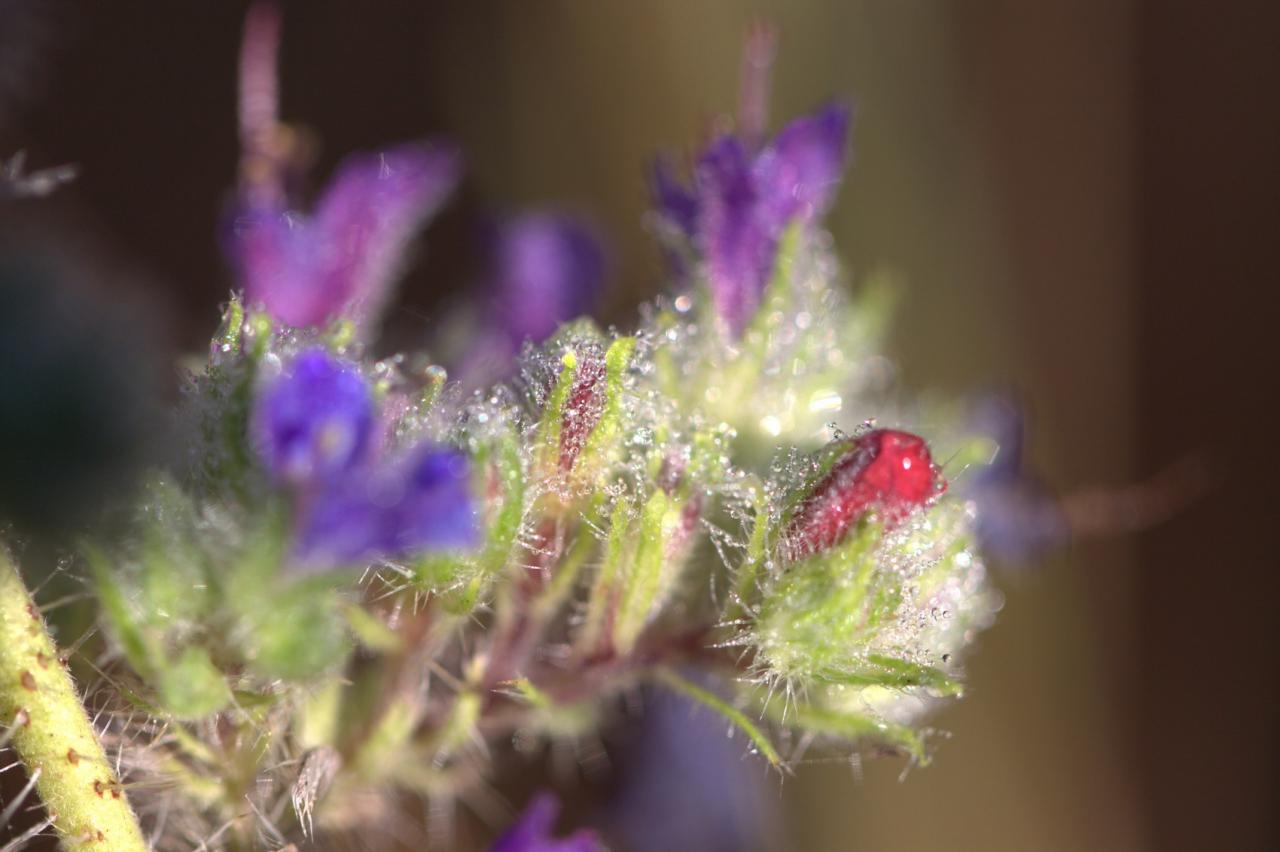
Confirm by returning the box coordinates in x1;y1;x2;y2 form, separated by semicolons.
252;348;372;487
294;445;477;569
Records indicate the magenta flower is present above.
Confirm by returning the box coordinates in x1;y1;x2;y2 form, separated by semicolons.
652;103;850;335
229;141;461;329
491;794;601;852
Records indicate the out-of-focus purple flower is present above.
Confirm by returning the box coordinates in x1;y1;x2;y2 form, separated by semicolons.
650;159;699;237
491;793;601;852
965;394;1068;563
651;103;850;335
251;348;372;488
454;212;607;388
296;445;477;567
229;142;461;329
492;213;605;345
228;5;462;331
608;682;779;852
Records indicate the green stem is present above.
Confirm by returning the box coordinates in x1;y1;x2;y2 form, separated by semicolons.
0;548;147;851
726;480;769;621
653;667;781;766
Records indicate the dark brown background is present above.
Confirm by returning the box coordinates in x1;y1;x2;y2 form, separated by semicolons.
2;1;1278;849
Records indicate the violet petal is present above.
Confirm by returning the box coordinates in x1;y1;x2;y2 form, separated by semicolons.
492;793;601;852
754;101;851;229
696;135;773;335
312;141;462;326
231;141;461;329
492;213;605;345
295;445;476;568
252;348;372;487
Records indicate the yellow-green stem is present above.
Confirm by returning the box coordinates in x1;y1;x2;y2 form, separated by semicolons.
0;549;147;851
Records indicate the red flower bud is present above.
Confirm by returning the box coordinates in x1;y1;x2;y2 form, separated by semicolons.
559;356;607;474
785;429;944;558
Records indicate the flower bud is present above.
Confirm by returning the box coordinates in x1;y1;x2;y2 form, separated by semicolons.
558;353;607;474
785;428;943;558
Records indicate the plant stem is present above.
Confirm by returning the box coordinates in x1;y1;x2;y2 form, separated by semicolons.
0;548;147;851
653;667;781;766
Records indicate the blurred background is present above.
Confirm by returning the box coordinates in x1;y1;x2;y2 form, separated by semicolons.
2;1;1278;850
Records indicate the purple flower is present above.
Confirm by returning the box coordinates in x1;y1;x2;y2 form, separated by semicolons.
492;794;600;852
608;683;779;852
454;212;606;388
652;103;850;335
492;213;605;345
296;445;478;567
965;394;1068;562
251;348;372;488
250;349;476;568
229;141;461;329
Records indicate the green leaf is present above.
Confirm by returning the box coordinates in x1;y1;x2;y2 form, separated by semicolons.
297;679;345;751
157;646;230;720
578;497;632;654
575;335;637;475
614;488;679;653
502;677;553;710
212;293;244;352
477;432;526;577
815;654;962;697
754;521;889;682
537;493;605;619
413;554;470;595
83;542;155;678
341;603;403;654
244;586;348;681
535;350;579;471
728;477;769;617
788;703;926;763
439;573;486;615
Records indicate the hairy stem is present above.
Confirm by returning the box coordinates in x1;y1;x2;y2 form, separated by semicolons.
0;549;147;851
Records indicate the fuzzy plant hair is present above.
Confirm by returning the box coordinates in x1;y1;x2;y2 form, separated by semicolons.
0;10;1003;851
